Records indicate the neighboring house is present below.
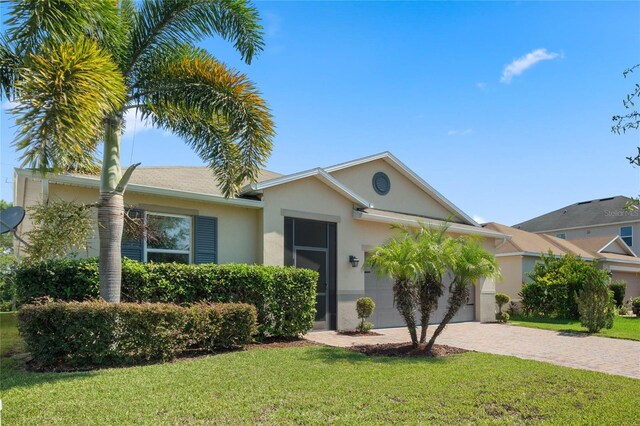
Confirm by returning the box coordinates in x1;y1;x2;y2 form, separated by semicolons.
484;222;640;305
14;152;506;330
514;196;639;255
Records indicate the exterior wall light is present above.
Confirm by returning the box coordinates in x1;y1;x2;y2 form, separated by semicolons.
349;255;360;267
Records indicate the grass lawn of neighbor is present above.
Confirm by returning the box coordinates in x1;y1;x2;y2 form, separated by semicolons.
510;315;640;341
1;312;639;425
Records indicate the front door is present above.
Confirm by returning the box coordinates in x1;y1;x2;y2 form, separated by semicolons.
284;217;337;330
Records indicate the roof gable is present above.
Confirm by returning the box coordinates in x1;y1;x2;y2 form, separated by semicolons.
324;152;477;226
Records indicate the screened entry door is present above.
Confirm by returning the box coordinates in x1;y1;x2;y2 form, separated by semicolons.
284;217;337;330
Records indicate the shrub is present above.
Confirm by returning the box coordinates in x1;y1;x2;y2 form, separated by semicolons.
495;311;510;323
609;281;626;307
495;293;510;312
632;297;640;316
17;300;257;368
521;253;608;319
16;259;317;338
355;297;375;333
577;272;615;333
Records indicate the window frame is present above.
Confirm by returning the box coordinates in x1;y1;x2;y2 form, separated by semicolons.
143;212;193;264
620;226;633;247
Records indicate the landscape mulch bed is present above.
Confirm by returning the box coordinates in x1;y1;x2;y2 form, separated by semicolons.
337;330;384;337
247;338;318;350
351;342;470;357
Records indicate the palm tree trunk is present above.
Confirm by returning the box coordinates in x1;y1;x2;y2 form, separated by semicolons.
418;279;443;344
425;283;468;352
419;311;429;344
394;279;418;347
98;114;124;303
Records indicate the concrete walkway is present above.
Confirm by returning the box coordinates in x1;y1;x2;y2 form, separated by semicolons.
306;322;640;379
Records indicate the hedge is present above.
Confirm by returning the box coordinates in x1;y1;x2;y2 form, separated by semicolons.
16;259;318;338
17;300;257;368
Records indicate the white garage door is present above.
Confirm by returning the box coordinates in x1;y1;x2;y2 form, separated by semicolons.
364;264;475;328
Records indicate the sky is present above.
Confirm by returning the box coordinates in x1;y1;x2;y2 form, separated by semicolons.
1;1;639;225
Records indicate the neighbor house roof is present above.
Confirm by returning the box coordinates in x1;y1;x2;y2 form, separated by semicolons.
484;222;640;265
567;235;636;257
514;196;636;232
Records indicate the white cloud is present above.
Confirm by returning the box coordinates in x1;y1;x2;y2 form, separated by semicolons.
123;108;154;138
501;48;560;84
263;12;282;37
476;82;487;90
472;214;487;224
447;129;472;136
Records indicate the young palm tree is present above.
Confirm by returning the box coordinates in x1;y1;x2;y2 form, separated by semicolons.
366;236;421;347
425;237;500;352
1;1;274;302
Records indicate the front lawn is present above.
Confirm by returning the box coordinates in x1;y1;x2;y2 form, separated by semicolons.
1;313;638;425
510;315;640;341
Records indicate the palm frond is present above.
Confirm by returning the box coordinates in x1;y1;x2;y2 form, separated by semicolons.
0;36;21;100
135;46;274;196
12;38;126;173
127;0;264;73
5;0;121;56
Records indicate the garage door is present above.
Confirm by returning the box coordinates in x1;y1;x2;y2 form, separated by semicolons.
364;262;475;328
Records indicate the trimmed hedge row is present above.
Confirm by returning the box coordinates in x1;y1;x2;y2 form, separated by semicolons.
18;300;257;368
16;259;318;338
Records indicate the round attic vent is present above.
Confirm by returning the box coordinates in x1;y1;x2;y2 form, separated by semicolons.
372;172;391;195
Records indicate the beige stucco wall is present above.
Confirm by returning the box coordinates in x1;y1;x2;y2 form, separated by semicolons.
329;159;462;220
609;270;640;300
261;174;498;329
495;255;524;303
32;182;261;264
13;174;45;256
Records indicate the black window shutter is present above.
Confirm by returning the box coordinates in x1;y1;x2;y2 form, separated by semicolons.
121;209;144;261
194;216;217;264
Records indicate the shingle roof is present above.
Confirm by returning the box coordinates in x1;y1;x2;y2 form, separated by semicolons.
70;167;281;197
513;196;636;232
484;222;640;265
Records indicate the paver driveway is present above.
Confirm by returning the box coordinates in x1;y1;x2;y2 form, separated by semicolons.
306;322;640;379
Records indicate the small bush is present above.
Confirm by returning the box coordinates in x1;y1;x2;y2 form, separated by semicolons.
495;312;510;323
356;297;375;333
18;300;257;368
577;273;615;333
618;305;629;316
495;293;510;313
609;281;626;307
16;259;317;338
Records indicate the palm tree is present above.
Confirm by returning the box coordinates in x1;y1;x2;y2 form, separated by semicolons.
1;1;274;302
366;236;421;347
425;237;500;352
412;225;456;344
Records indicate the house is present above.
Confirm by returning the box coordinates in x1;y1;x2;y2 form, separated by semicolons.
514;196;639;255
484;222;640;305
14;152;507;330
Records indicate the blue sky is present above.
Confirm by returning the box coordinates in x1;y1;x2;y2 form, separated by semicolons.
1;1;639;225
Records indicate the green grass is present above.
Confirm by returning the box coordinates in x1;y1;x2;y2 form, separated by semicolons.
1;313;639;425
510;315;640;341
1;312;24;357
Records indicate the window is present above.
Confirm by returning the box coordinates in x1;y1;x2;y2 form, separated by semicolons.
620;226;633;247
145;213;192;264
556;233;566;239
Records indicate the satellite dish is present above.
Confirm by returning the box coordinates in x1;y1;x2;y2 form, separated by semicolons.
0;206;26;234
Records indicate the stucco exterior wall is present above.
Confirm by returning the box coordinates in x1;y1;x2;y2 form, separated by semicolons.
495;255;524;303
44;183;261;264
328;159;461;220
261;175;498;329
13;174;45;256
610;270;640;300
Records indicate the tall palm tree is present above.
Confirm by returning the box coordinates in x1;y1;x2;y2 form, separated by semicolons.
366;236;421;347
425;237;500;352
1;0;274;302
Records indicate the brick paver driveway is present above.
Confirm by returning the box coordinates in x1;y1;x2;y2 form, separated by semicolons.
306;322;640;379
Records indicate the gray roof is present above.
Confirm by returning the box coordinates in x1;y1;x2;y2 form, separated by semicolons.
70;166;282;197
514;195;637;232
